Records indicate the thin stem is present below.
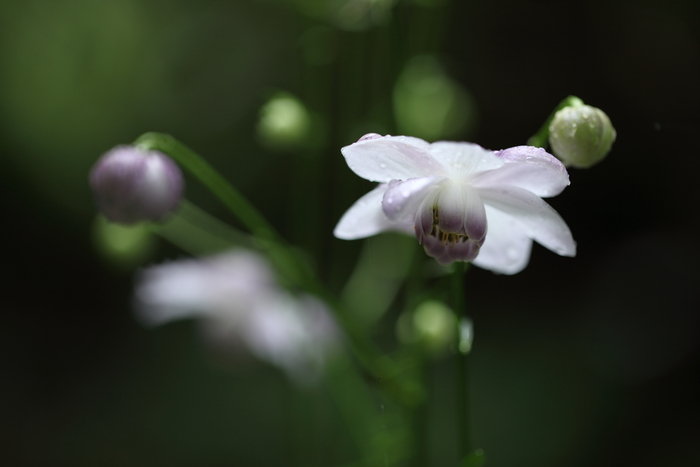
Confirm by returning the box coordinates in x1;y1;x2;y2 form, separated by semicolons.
152;200;254;256
452;263;471;460
136;133;277;241
526;95;584;148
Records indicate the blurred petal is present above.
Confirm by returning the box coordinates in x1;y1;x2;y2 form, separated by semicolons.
133;250;274;326
473;206;533;274
133;249;339;386
243;294;338;385
479;185;576;257
472;146;569;197
341;135;443;182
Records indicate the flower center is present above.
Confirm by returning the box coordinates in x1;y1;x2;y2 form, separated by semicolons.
424;206;472;247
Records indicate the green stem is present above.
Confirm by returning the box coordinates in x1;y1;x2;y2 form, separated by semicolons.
152;200;254;256
134;132;410;401
452;263;471;459
136;133;277;241
526;95;584;148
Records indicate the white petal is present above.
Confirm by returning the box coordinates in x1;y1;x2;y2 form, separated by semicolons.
133;250;277;325
478;185;576;257
134;260;214;325
428;141;504;178
341;135;443;182
334;184;414;240
381;176;442;222
472;206;533;274
241;293;338;385
471;146;569;197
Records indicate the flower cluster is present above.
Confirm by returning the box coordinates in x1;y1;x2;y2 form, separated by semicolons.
134;249;339;385
334;134;576;274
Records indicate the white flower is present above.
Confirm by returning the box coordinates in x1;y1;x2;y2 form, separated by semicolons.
134;249;339;385
334;134;576;274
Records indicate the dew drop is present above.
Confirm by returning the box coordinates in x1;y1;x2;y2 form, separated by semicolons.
379;162;387;169
358;133;382;142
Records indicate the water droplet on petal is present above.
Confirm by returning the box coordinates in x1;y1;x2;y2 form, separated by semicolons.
358;133;382;142
379;162;387;169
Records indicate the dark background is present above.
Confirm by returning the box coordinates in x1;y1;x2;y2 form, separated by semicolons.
1;0;698;466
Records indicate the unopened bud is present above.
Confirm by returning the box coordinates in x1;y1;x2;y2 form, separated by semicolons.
548;104;616;168
397;300;457;355
257;93;311;149
89;146;184;224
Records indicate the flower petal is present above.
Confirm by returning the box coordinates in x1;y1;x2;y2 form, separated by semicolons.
341;135;443;182
428;141;504;178
133;250;273;325
478;185;576;257
436;182;487;243
472;146;569;197
472;206;533;274
381;176;442;222
422;235;481;265
334;184;413;240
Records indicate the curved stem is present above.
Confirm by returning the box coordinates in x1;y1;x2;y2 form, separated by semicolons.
527;95;584;148
135;133;277;241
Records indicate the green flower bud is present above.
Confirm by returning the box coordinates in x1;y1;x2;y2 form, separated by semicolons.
257;92;311;149
548;104;616;168
396;300;458;355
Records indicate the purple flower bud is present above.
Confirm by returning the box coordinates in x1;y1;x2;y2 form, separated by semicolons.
89;146;184;224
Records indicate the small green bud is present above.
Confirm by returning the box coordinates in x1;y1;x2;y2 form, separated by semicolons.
396;300;458;355
548;104;616;168
257;92;311;149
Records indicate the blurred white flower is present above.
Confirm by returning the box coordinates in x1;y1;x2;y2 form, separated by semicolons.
134;249;339;385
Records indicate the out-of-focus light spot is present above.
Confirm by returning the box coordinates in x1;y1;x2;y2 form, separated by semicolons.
257;92;311;149
92;215;155;269
393;55;477;141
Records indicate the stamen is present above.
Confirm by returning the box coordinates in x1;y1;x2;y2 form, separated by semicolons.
429;206;469;249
